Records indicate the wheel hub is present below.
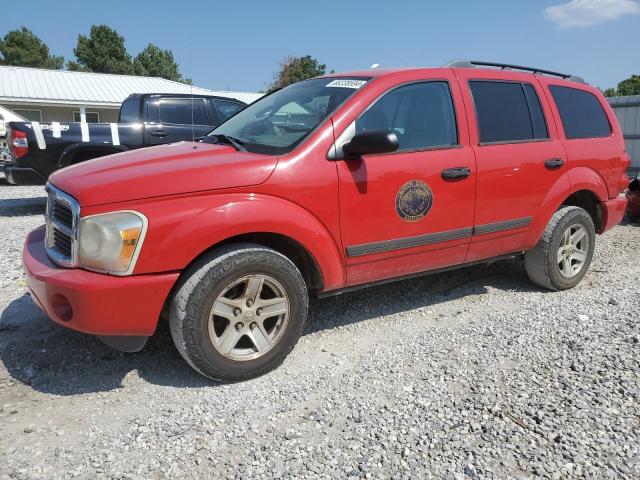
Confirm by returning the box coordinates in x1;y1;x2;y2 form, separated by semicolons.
557;224;589;279
208;274;290;361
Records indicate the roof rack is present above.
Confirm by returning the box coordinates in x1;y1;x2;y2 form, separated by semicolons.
444;60;586;84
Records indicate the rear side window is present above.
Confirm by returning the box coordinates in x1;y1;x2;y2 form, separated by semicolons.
355;81;458;151
549;86;611;139
159;98;210;125
215;100;244;122
523;84;548;139
470;81;549;144
119;99;140;123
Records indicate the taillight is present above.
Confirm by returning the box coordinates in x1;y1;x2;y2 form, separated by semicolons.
10;129;28;159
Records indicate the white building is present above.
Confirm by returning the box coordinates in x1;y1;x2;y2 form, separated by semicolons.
608;95;640;177
0;66;262;124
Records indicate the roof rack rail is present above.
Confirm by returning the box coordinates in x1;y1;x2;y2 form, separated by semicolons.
443;60;586;84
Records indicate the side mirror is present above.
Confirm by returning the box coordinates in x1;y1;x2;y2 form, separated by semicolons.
342;130;399;157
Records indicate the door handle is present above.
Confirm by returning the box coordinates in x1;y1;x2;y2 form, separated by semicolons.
441;167;471;180
151;130;167;138
545;158;564;169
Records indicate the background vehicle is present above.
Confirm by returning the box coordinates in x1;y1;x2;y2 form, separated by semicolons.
4;93;246;185
24;62;629;382
627;172;640;221
0;106;26;166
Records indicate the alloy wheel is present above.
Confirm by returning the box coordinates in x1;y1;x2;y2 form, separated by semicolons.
208;274;290;361
557;224;589;278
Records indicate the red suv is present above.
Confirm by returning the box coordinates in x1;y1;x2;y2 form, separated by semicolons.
23;61;629;381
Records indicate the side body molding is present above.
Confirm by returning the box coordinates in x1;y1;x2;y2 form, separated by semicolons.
125;193;346;291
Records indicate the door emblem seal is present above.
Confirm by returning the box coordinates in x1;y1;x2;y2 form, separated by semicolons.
396;180;433;222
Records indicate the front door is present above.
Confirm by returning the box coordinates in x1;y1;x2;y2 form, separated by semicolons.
336;78;477;286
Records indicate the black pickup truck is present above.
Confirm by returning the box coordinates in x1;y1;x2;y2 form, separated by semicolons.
4;93;247;185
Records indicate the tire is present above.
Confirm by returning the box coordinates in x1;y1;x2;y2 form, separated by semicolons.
169;243;308;382
524;206;595;291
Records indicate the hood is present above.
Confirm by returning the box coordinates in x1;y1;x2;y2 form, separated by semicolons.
50;142;278;206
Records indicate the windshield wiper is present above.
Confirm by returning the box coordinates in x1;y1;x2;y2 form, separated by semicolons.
201;134;247;152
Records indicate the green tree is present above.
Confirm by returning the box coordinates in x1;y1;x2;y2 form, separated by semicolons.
269;55;327;91
133;44;185;82
0;27;63;69
602;74;640;97
616;75;640;96
67;25;133;74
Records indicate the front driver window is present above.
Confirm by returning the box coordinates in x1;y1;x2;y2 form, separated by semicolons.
356;82;458;151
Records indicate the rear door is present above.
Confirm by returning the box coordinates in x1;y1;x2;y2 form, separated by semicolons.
455;70;568;262
146;97;217;145
336;75;477;286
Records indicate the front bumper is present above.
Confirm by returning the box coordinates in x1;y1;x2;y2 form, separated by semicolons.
23;226;179;337
601;194;628;232
4;165;47;185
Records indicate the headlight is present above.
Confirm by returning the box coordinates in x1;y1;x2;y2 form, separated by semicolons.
78;211;147;275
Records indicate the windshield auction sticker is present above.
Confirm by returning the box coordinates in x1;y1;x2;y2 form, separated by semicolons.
325;79;367;89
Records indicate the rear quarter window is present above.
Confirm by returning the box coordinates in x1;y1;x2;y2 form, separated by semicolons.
119;99;140;123
549;85;611;139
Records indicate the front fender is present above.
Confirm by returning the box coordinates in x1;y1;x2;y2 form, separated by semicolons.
130;193;345;290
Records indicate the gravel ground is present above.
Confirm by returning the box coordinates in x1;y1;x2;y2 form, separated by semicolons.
0;179;638;479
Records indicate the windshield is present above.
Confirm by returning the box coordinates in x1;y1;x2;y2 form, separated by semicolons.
207;77;370;155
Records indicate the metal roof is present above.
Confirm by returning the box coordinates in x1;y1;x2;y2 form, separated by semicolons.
0;66;262;107
608;95;640;175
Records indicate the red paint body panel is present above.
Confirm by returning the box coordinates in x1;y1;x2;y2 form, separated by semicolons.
26;66;630;337
50;142;278;207
602;195;629;232
23;227;178;336
454;69;570;261
334;70;476;285
537;77;629;200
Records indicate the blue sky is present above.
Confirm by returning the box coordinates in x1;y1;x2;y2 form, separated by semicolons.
1;0;638;92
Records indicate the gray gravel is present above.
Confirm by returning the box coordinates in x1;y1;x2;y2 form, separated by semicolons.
0;180;638;479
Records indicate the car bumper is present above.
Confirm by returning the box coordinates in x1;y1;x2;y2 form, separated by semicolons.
23;226;179;338
601;194;628;232
4;164;47;185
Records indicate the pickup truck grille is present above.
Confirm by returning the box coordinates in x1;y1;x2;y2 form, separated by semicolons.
45;184;80;267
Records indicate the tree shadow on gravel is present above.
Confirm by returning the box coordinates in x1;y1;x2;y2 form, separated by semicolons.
0;197;46;217
0;257;539;395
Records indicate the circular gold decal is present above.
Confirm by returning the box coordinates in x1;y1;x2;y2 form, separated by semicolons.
395;180;433;222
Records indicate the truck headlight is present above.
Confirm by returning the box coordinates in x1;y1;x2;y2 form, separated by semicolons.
78;211;147;275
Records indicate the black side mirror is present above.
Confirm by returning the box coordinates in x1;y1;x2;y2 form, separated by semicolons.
342;130;399;157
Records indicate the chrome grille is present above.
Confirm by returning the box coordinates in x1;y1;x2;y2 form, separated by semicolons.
45;183;80;267
51;199;73;230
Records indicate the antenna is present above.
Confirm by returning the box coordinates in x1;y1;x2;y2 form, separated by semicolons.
189;33;195;142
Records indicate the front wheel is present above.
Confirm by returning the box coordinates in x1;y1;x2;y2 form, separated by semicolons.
524;206;596;291
169;244;308;382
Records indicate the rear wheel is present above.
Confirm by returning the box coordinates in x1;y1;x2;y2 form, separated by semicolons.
169;244;308;382
525;206;595;291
